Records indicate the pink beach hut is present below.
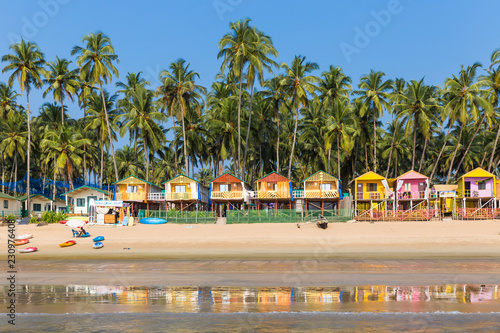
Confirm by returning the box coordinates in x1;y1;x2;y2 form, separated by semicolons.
394;170;431;217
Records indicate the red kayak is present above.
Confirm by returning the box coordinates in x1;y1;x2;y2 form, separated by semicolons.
19;247;38;253
60;240;76;247
14;239;29;246
59;220;68;224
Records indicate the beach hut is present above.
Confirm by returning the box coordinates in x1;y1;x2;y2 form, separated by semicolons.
455;167;500;219
302;170;342;212
209;172;252;216
394;170;429;209
62;185;110;215
254;172;293;209
17;194;65;216
163;174;209;211
353;171;392;221
430;184;457;214
0;192;21;218
113;175;163;216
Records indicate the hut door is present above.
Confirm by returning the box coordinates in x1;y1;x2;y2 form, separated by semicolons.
465;181;471;196
357;183;363;198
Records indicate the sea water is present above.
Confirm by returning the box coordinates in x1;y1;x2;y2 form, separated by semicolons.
2;284;500;332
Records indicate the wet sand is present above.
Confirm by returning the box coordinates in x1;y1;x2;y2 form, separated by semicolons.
3;220;500;260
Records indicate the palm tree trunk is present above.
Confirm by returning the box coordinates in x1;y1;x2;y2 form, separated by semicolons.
288;102;299;179
373;108;377;173
488;123;500;172
352;141;358;180
276;112;280;173
243;83;255;180
337;132;341;179
26;91;31;217
237;73;243;178
173;123;178;174
327;144;331;174
456;114;486;173
385;128;396;178
133;130;139;177
99;83;119;182
61;100;65;126
53;157;56;201
365;144;369;172
83;105;87;184
411;114;417;170
179;100;189;177
13;153;17;198
100;143;104;188
418;137;429;173
259;143;263;178
445;123;464;184
1;154;4;193
430;122;453;181
144;138;149;182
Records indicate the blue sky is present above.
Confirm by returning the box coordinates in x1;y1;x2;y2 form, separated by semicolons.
1;0;500;147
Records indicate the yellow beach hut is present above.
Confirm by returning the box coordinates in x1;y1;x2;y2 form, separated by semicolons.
163;174;209;211
353;171;392;221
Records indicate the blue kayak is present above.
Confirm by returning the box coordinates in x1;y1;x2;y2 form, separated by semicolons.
139;217;168;224
93;242;103;249
93;236;104;242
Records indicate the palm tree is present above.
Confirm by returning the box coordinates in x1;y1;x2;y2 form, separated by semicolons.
442;64;491;183
76;76;95;184
2;39;47;217
385;78;406;177
0;82;21;119
0;110;27;197
482;67;500;171
218;19;277;177
158;59;206;177
394;79;440;170
71;32;120;182
119;86;166;181
41;126;90;190
354;70;393;173
280;55;319;179
43;57;80;125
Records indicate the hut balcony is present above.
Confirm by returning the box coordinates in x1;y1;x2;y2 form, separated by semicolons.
211;191;244;200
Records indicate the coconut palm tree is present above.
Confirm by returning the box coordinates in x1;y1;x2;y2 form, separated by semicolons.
43;57;80;125
280;55;319;179
158;59;206;177
41;125;90;190
0;110;27;197
385;78;406;177
481;67;500;171
0;82;21;119
2;39;47;217
77;75;95;183
394;79;440;170
442;63;491;183
354;70;393;173
71;32;120;182
119;86;167;182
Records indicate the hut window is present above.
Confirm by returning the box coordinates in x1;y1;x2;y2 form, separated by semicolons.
174;185;186;193
274;183;277;191
3;200;8;209
322;183;331;191
76;199;86;207
220;184;229;192
33;203;42;212
478;182;486;190
404;183;411;191
127;185;137;193
367;183;377;192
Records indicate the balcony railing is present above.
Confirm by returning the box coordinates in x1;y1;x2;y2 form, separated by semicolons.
115;192;146;201
165;192;195;200
256;190;290;199
211;191;244;200
303;189;339;198
396;191;428;200
292;189;304;198
456;189;494;198
147;192;165;201
355;192;386;200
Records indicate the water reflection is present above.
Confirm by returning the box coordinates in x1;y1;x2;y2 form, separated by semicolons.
1;284;499;314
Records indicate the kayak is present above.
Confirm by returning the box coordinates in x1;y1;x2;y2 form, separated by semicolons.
80;232;91;238
139;217;168;224
14;239;29;246
19;247;38;253
14;234;33;240
93;242;103;249
59;220;67;224
67;216;89;223
93;236;104;242
60;240;76;247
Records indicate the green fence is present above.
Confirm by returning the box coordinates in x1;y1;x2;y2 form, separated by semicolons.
1;210;22;218
138;209;217;224
226;209;353;224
